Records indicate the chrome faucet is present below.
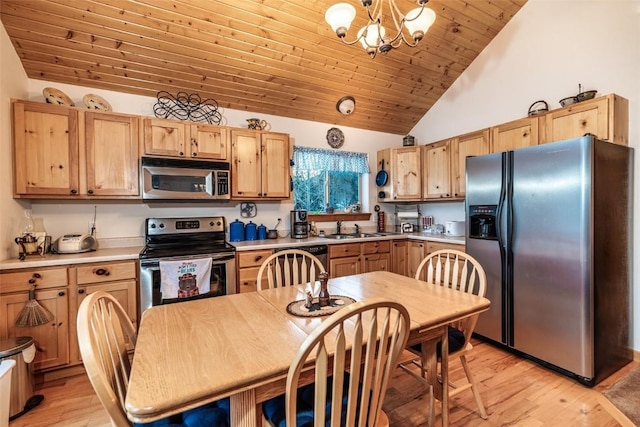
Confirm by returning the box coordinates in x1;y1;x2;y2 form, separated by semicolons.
354;224;361;234
336;220;343;235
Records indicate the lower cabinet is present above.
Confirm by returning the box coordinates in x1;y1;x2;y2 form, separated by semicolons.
236;249;273;293
329;241;391;278
391;240;408;276
0;260;138;374
408;241;466;280
70;261;138;364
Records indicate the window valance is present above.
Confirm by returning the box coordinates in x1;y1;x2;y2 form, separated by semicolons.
293;146;370;174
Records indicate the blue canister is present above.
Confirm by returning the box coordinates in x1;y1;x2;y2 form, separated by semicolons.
257;224;267;240
229;219;245;242
245;221;257;241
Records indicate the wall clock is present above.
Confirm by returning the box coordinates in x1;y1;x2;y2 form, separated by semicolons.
326;127;344;149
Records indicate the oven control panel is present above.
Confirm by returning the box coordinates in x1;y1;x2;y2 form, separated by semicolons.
146;217;226;235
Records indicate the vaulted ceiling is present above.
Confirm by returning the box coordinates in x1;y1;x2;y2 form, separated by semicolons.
1;0;526;135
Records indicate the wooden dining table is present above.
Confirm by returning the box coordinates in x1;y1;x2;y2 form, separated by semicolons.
125;271;490;427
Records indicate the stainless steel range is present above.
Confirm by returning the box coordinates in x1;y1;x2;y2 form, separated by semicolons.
138;216;236;321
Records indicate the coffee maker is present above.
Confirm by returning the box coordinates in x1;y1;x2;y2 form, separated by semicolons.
290;210;309;239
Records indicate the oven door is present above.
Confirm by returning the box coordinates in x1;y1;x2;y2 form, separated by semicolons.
139;252;236;321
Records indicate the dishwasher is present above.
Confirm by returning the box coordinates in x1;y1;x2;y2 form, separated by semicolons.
273;244;328;270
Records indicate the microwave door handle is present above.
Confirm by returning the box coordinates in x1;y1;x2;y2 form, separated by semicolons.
207;171;215;196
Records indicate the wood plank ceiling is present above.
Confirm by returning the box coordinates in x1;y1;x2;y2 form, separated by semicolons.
1;0;527;135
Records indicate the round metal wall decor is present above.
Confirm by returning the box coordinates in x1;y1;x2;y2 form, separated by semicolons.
326;127;344;149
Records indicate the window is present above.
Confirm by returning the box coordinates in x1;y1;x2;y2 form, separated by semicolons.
293;147;369;212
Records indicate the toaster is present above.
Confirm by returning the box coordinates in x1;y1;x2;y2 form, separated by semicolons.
445;221;465;237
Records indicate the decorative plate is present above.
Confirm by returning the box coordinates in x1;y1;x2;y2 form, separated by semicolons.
43;87;75;106
326;127;344;149
83;94;112;111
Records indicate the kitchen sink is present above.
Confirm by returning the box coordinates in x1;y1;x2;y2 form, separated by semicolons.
322;233;387;239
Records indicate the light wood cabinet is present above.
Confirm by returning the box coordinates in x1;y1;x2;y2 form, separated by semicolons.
13;100;79;196
540;94;628;146
391;240;408;276
491;116;539;153
231;130;290;200
329;241;390;278
84;112;139;196
236;249;273;293
408;241;465;280
143;117;229;160
0;261;138;374
423;140;451;199
13;100;140;199
70;261;138;364
376;147;422;202
451;129;490;198
0;267;70;371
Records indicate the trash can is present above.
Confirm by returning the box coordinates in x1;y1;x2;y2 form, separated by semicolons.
0;359;16;427
0;337;37;420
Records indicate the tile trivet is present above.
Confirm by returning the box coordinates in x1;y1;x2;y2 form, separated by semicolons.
286;295;356;317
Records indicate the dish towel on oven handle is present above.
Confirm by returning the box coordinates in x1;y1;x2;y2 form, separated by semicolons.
160;258;212;299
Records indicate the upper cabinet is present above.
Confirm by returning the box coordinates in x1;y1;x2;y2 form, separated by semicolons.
143;117;229;160
422;140;450;200
491;116;539;153
540;94;628;145
450;129;490;198
376;147;422;202
231;130;290;200
13;100;140;199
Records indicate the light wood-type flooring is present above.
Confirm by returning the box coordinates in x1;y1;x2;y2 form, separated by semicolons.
8;339;638;427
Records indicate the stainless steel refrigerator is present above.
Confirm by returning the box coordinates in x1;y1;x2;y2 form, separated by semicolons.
465;135;633;385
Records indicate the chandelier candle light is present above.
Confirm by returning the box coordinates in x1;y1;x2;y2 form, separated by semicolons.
325;0;436;58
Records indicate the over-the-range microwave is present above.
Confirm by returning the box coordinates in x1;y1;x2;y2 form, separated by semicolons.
141;157;231;201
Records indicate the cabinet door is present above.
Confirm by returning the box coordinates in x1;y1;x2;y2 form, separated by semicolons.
542;96;626;144
423;141;451;199
408;241;427;280
451;129;490;198
491;117;538;153
231;130;262;198
143;118;188;157
260;132;290;199
85;112;140;196
362;253;390;273
13;101;79;196
392;147;422;200
190;124;229;160
391;240;408;276
0;288;69;371
329;256;361;278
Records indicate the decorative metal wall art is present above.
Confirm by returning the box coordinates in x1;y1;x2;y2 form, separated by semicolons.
153;91;222;124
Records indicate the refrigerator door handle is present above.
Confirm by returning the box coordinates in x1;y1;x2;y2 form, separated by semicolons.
496;152;507;249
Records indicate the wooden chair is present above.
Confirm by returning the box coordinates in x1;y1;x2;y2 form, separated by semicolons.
256;249;326;290
77;291;229;427
400;249;488;420
262;297;410;427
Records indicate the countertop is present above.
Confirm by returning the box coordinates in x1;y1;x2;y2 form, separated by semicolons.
0;233;464;270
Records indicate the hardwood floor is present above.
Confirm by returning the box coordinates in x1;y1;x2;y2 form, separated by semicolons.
8;339;637;427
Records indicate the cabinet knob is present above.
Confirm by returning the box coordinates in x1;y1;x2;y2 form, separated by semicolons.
58;291;65;297
255;256;263;262
192;152;198;157
87;189;94;195
179;152;184;156
95;268;109;276
70;189;77;194
33;273;42;279
78;288;85;294
28;278;36;284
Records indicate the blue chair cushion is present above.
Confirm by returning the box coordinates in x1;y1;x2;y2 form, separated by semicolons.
133;397;230;427
263;374;360;427
410;326;466;357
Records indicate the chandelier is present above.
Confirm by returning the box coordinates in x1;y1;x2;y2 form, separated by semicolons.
325;0;436;58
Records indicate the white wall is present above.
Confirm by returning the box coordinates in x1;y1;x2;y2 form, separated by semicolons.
0;23;29;261
411;0;640;351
